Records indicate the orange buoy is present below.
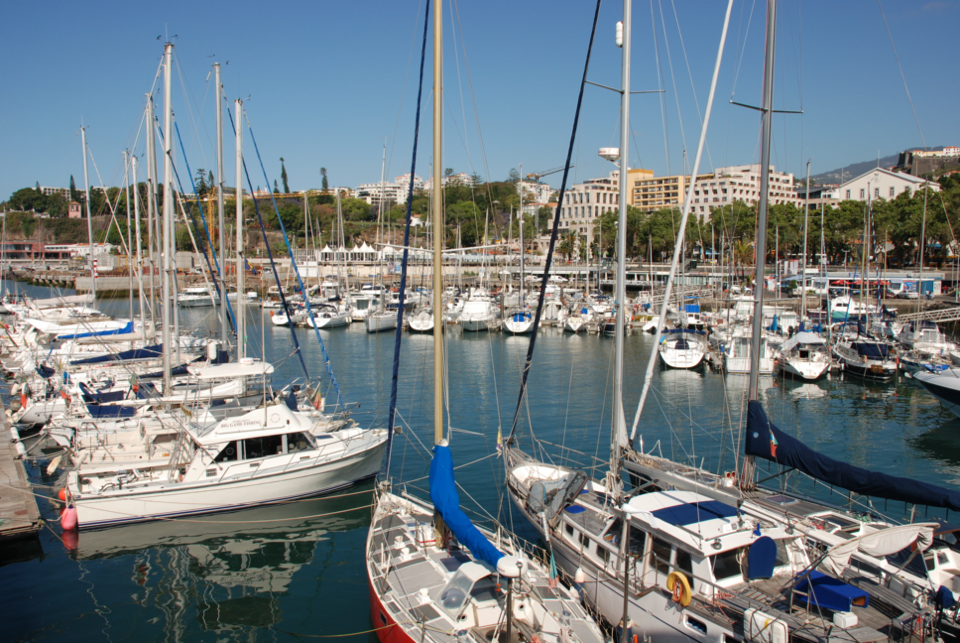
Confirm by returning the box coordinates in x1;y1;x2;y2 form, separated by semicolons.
61;506;78;530
58;487;67;502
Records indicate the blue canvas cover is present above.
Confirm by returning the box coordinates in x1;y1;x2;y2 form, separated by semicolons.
745;401;960;511
748;536;777;579
85;404;137;419
429;444;504;569
71;344;164;365
56;320;134;340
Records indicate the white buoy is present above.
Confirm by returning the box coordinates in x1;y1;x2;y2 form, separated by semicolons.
574;567;586;584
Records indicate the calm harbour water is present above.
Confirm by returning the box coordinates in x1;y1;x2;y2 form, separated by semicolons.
4;282;960;642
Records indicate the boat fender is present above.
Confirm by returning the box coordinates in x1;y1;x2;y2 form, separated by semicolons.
46;455;62;476
574;567;586;584
11;382;19;395
61;505;78;531
14;440;26;458
58;487;68;502
667;571;692;607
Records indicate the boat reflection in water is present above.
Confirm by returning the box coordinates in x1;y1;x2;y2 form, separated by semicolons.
69;481;374;630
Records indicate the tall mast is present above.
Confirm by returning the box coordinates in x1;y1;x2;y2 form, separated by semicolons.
432;0;444;447
747;0;777;402
131;155;146;333
145;96;158;328
124;150;134;321
519;163;524;305
80;126;95;300
161;42;174;390
235;99;245;359
215;62;228;347
802;160;810;319
608;0;632;492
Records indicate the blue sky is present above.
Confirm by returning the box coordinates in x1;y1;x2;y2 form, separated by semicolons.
1;0;957;202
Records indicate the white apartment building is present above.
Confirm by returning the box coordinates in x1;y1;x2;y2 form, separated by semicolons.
39;186;71;199
355;173;424;207
422;172;476;192
824;167;939;202
559;171;620;240
690;164;800;218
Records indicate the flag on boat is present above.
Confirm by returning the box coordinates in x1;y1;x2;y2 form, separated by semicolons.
311;386;324;411
496;426;503;455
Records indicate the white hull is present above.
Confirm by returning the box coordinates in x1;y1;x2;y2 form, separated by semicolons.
724;356;774;374
658;346;705;369
70;432;388;529
177;298;217;308
778;357;830;380
564;316;586;333
15;397;68;425
309;313;349;329
364;313;397;333
502;316;534;334
460;316;496;332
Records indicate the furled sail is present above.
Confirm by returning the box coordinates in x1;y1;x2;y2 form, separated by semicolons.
745;401;960;511
429;445;504;569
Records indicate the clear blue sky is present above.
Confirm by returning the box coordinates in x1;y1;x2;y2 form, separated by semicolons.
1;0;957;202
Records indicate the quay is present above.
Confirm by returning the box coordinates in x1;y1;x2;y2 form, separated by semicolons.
0;408;42;541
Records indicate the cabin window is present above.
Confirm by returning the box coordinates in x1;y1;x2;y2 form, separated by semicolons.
243;435;283;459
580;532;590;548
651;538;672;575
676;549;696;590
685;616;707;635
711;547;744;581
214;441;238;462
287;432;313;453
598;547;610;565
603;519;623;546
627;527;647;557
565;524;575;538
926;555;936;571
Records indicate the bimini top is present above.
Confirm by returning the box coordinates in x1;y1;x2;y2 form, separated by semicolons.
623;489;741;542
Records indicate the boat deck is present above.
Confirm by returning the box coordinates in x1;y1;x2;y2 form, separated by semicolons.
0;426;42;540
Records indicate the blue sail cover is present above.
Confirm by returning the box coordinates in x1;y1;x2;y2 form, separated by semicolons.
70;344;164;365
745;401;960;511
429;444;505;569
56;320;135;340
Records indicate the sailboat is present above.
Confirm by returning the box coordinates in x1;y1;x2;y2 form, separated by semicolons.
503;181;534;335
506;3;936;642
58;44;389;529
365;5;605;641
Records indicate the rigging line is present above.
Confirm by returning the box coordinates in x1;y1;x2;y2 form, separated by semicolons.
448;0;472;169
384;0;425;184
505;0;602;443
649;0;671;176
450;0;493;184
245;113;348;405
876;0;926;149
172;51;213;176
172;121;236;331
669;0;714;170
631;0;735;443
656;0;689;163
224;106;309;380
730;0;759;101
384;0;430;476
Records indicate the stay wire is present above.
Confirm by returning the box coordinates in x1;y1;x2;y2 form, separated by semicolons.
244;115;346;407
506;0;603;443
384;0;431;476
224;106;310;381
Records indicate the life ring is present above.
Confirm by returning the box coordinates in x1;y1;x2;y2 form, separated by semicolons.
667;571;692;607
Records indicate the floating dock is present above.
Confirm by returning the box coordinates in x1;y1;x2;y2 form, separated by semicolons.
0;426;42;540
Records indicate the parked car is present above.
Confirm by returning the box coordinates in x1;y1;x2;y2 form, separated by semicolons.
898;290;920;300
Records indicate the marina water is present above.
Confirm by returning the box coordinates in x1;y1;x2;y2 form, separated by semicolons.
4;282;960;641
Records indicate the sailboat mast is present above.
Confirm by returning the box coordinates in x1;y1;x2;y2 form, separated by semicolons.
145;95;158;328
235;99;245;360
131;155;146;333
124;150;134;321
609;0;632;487
215;62;228;347
80;126;95;300
432;0;444;447
747;0;777;402
161;42;174;390
802;160;810;319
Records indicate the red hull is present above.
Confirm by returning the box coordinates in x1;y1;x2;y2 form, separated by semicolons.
367;575;416;643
